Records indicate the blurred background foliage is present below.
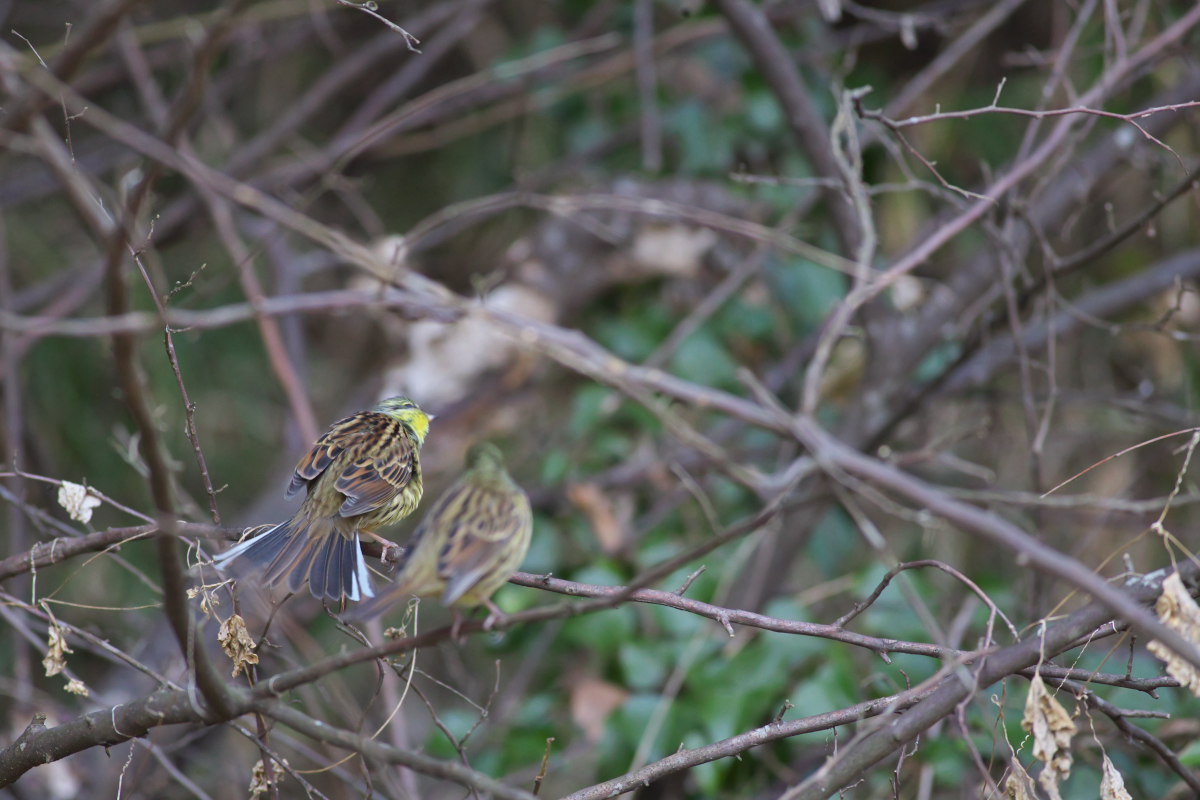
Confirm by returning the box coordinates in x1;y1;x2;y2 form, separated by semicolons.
2;1;1200;798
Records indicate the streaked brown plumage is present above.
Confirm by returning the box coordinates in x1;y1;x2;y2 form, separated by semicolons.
214;396;432;602
352;442;532;621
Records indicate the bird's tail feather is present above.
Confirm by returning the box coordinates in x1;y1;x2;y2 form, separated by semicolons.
213;516;375;602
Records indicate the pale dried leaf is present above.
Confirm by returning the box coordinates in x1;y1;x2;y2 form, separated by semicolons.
63;678;88;696
630;224;715;277
1038;772;1064;800
1003;758;1037;800
188;586;219;618
248;757;288;799
1021;673;1076;795
218;614;259;678
1147;571;1200;696
383;625;410;641
57;481;101;524
384;284;555;407
889;274;925;312
568;672;629;742
371;234;409;269
1100;754;1132;800
43;622;72;677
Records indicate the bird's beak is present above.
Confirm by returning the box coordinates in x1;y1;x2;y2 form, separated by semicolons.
427;413;438;422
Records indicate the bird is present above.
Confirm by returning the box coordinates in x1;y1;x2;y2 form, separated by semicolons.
350;442;532;628
214;396;433;602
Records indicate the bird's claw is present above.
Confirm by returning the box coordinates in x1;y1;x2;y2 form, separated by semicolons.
482;600;508;632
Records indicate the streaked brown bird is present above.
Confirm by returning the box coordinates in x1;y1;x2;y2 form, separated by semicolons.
351;442;532;625
214;396;432;602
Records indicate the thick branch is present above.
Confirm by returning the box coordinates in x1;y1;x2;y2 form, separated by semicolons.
0;683;535;798
0;522;232;583
0;688;204;788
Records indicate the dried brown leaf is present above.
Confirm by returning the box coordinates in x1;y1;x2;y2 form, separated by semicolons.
1147;571;1200;696
568;671;629;742
567;482;627;555
1100;754;1132;800
1003;757;1037;800
63;678;88;696
43;622;72;678
1039;772;1064;800
1021;673;1076;798
218;614;259;678
248;757;288;799
188;585;220;618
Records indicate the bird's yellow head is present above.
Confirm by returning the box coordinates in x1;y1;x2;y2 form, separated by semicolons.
374;396;433;444
466;441;505;472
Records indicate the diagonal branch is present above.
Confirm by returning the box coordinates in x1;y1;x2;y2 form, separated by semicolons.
791;415;1200;671
712;0;862;256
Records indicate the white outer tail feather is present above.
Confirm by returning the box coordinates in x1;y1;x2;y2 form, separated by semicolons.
347;532;376;601
211;523;282;569
213;525;376;602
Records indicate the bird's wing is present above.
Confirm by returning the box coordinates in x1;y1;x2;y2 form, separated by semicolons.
435;484;529;604
334;421;417;517
286;413;367;497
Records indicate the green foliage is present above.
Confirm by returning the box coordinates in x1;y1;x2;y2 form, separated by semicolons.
669;328;740;389
913;341;963;383
669;100;740;175
806;506;859;576
590;299;674;362
26;338;131;500
765;256;848;332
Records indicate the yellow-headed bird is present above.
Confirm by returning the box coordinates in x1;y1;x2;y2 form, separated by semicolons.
215;396;432;602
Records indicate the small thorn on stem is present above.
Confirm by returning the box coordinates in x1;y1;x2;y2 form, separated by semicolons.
676;565;706;596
